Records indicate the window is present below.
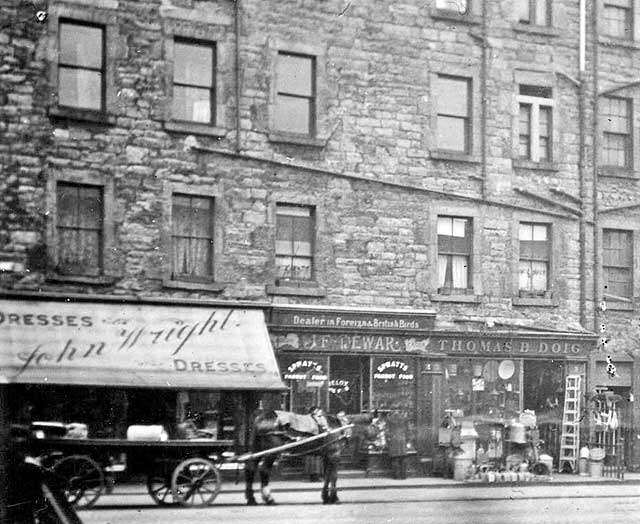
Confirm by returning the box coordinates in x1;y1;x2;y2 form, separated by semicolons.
603;0;633;39
171;194;214;281
518;85;553;162
516;0;551;26
436;75;471;153
276;204;314;281
519;223;550;296
603;229;633;299
437;216;472;292
56;183;103;276
601;96;632;168
172;39;215;124
435;0;468;12
58;20;105;111
275;52;315;135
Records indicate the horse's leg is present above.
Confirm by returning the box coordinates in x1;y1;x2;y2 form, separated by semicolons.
328;452;340;504
259;455;277;505
244;459;258;505
321;455;330;504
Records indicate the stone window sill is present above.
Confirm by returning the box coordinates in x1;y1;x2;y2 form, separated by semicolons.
163;120;227;138
603;295;634;311
162;278;225;292
513;159;559;172
512;296;559;307
598;166;639;180
599;36;640;50
48;106;116;125
429;9;481;25
46;273;116;285
266;284;327;297
430;293;481;304
268;132;327;148
512;23;559;37
430;150;481;164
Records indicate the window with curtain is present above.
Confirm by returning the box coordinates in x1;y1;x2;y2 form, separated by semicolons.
519;222;550;296
516;0;551;26
275;52;316;135
600;96;632;168
518;85;553;162
603;229;633;299
603;0;633;39
276;204;314;281
58;20;105;111
56;182;103;276
172;39;215;124
435;0;469;12
171;194;214;281
436;75;471;153
437;216;472;292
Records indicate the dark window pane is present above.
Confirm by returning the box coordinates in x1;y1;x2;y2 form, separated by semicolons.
59;22;103;68
519;85;552;98
171;194;214;278
58;68;102;110
78;186;102;229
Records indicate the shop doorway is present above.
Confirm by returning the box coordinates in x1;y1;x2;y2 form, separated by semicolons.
523;360;564;464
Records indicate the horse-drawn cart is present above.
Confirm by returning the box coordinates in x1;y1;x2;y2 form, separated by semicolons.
27;436;235;508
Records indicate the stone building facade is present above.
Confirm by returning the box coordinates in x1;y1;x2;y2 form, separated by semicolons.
0;0;639;471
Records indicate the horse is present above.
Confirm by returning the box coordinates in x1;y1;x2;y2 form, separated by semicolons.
243;409;352;506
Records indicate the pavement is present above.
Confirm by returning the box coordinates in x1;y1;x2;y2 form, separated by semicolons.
109;469;640;498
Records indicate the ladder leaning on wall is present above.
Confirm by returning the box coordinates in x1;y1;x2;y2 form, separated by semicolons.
559;375;582;474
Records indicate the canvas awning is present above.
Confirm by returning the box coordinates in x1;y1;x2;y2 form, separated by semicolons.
0;299;285;390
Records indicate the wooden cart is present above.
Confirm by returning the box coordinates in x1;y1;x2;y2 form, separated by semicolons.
28;437;234;508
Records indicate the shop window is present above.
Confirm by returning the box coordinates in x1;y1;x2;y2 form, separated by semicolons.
442;358;522;420
516;0;551;26
435;75;471;153
603;229;633;299
56;182;104;276
518;85;553;162
275;52;316;136
171;194;214;282
603;0;633;39
371;357;416;414
172;38;216;124
329;355;370;415
58;20;105;112
600;96;632;169
276;204;314;282
279;355;329;414
518;222;550;297
437;216;472;293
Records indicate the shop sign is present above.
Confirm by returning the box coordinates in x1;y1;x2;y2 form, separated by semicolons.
373;360;414;381
270;307;433;332
283;359;328;382
434;336;594;357
0;300;284;390
274;332;431;353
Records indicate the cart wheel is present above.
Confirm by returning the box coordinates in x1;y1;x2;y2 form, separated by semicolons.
171;458;221;507
146;467;178;506
53;455;105;508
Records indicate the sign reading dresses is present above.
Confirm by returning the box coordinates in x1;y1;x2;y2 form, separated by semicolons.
0;300;284;390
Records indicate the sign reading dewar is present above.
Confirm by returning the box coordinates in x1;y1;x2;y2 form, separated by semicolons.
0;300;284;390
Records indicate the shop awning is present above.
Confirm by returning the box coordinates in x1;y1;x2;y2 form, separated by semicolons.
0;299;286;390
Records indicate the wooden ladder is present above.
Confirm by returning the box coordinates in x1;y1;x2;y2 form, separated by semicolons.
559;375;581;473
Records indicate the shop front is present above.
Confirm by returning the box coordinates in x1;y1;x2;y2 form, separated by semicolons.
0;295;286;517
268;305;436;473
426;331;597;477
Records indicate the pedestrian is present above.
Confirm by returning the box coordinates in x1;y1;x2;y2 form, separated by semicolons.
387;406;408;479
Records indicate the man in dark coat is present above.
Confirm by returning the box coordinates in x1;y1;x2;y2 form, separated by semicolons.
386;407;408;479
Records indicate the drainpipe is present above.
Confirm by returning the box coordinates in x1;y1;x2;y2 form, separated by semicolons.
591;0;600;334
578;0;587;328
480;0;488;200
234;0;242;153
